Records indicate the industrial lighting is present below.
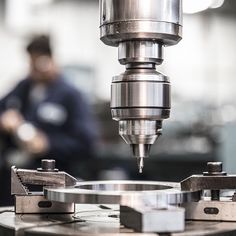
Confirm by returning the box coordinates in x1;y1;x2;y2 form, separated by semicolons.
29;0;53;6
183;0;224;14
210;0;225;9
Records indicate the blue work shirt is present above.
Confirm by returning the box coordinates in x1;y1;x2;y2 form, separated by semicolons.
0;76;98;171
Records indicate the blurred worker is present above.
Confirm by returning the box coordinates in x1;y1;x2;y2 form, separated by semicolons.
0;35;98;206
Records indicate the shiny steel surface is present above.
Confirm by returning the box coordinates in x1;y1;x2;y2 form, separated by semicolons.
119;120;161;145
119;120;160;137
111;108;170;120
137;156;144;173
44;180;200;205
111;81;170;108
100;0;182;46
118;41;163;65
101;0;182;24
101;21;182;47
111;69;170;154
99;0;182;169
119;120;162;161
133;145;151;158
112;69;169;82
111;69;170;161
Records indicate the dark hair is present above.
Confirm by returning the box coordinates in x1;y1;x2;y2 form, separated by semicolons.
26;35;52;56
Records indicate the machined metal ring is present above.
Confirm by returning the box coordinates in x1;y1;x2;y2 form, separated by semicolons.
44;180;200;206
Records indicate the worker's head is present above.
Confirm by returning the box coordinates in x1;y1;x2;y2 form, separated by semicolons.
26;35;57;82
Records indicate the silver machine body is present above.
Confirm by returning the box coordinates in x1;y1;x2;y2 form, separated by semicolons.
100;0;183;172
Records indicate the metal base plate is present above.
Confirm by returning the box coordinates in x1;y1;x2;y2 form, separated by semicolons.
2;206;236;236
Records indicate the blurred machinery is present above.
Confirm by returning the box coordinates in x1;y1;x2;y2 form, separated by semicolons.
100;0;182;172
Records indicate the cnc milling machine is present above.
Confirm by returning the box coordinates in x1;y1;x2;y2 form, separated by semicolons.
1;1;236;236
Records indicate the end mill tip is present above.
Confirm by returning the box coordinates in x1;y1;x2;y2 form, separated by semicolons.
131;144;150;173
138;157;144;174
139;166;143;174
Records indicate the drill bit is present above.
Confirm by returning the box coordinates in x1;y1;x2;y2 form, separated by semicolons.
137;157;144;173
132;144;150;174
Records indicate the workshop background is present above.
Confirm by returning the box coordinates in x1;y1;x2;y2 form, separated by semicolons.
0;0;235;181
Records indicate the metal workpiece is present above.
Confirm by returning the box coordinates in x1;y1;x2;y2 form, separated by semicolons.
100;0;182;47
10;162;236;234
44;180;200;206
120;205;185;233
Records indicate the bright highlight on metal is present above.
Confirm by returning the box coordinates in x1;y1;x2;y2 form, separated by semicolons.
183;0;224;14
138;157;144;174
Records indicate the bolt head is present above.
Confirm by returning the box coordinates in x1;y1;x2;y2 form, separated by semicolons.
37;159;58;172
207;162;222;173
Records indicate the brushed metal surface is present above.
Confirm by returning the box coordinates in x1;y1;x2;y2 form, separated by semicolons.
111;81;170;108
100;0;182;24
100;0;182;46
118;41;163;65
2;206;236;235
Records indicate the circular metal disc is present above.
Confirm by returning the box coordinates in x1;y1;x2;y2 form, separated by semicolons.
44;180;200;206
